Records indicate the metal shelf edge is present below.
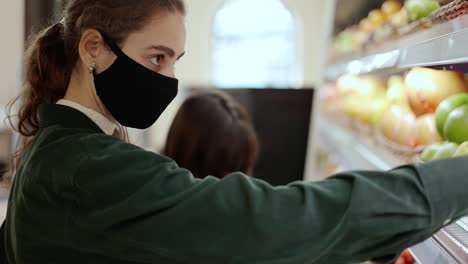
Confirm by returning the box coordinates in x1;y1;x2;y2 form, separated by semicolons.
326;16;468;79
319;119;400;170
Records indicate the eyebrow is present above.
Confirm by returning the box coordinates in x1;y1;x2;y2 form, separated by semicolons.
148;45;185;60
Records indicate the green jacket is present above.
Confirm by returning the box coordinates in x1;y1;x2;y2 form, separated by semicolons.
4;104;468;264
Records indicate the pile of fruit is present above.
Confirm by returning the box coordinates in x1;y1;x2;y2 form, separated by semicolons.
334;0;406;54
421;93;468;161
333;0;466;56
323;67;468;152
381;67;468;149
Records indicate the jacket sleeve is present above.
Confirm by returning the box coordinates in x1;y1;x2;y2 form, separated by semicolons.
74;138;468;264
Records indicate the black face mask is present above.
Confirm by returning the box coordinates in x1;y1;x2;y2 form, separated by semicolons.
93;33;179;129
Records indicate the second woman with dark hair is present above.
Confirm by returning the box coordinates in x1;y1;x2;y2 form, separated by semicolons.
165;91;259;178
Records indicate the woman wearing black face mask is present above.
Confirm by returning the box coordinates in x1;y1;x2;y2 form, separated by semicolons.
4;0;468;263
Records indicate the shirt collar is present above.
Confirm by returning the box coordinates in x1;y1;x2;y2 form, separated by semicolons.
56;99;117;136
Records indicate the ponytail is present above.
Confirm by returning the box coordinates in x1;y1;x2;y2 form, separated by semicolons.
8;0;186;151
8;22;71;138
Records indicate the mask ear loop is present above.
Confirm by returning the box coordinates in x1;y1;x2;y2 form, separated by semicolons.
98;31;125;57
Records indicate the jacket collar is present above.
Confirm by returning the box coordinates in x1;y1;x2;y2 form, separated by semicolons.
39;104;104;134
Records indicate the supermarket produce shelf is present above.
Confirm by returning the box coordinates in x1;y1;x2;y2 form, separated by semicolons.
320;117;468;263
326;15;468;80
319;117;411;171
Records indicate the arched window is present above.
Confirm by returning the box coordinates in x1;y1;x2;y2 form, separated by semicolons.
213;0;298;88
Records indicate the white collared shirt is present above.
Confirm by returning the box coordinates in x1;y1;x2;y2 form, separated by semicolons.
56;99;117;136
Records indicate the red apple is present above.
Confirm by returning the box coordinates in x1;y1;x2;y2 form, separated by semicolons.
391;249;415;264
401;249;415;263
410;113;442;147
379;105;416;145
405;68;468;116
394;112;417;146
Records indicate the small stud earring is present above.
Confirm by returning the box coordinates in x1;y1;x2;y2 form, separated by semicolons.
89;63;96;74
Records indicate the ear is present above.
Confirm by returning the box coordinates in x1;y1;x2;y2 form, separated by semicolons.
78;29;111;71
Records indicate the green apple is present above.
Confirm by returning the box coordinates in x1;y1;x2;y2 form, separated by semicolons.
454;142;468;157
405;0;440;22
444;105;468;144
435;93;468;138
411;114;442;147
421;143;443;161
433;142;459;160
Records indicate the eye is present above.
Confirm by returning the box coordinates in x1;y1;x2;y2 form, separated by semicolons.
150;55;164;66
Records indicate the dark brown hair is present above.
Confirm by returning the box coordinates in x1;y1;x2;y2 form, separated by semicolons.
165;91;259;179
8;0;185;146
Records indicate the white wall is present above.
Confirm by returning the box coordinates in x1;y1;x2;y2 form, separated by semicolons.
0;0;23;217
0;1;24;108
176;0;224;88
283;0;326;87
176;0;326;88
303;0;337;181
149;0;328;151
